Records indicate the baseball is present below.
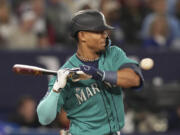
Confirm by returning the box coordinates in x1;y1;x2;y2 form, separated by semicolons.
140;58;154;70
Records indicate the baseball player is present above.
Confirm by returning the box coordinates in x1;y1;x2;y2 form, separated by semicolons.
37;9;144;135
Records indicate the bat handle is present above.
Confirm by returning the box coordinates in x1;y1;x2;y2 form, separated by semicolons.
68;72;79;79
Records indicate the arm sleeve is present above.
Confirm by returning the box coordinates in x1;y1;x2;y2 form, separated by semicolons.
36;76;66;125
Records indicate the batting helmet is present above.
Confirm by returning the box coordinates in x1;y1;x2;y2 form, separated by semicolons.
70;9;114;37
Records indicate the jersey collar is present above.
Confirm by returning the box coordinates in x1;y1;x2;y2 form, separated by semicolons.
69;53;105;68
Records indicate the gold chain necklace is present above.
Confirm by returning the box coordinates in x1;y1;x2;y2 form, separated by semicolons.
76;53;99;62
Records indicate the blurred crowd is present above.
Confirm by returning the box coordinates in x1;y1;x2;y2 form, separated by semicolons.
4;94;180;134
7;95;69;129
0;0;180;50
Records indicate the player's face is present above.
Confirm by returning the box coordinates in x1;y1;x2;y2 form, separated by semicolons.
83;31;108;52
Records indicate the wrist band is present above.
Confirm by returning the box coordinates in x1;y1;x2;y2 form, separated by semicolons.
103;71;117;85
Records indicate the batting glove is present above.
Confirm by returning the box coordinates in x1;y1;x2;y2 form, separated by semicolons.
80;65;105;81
71;71;92;82
53;69;70;92
80;65;117;85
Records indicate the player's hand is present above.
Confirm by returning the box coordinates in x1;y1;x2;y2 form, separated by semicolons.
69;67;92;82
80;65;104;81
53;69;70;92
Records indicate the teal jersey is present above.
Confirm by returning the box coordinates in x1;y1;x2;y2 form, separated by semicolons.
48;46;137;135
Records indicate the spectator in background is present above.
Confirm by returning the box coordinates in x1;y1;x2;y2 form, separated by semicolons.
143;15;173;48
100;0;124;46
10;0;31;16
172;0;180;50
6;11;38;50
175;0;180;21
8;95;40;128
0;1;18;48
63;0;101;13
119;0;148;46
46;0;72;47
15;0;32;17
31;0;49;48
167;0;178;15
11;0;50;49
141;0;180;40
8;95;70;129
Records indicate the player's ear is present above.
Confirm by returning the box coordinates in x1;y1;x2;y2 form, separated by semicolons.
78;31;86;43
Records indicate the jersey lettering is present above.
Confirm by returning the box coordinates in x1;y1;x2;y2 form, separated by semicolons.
75;89;87;104
75;83;100;104
86;87;93;98
91;83;100;94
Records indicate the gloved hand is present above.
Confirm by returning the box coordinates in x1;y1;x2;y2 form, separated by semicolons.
66;67;92;82
53;69;70;92
80;65;105;81
80;65;117;85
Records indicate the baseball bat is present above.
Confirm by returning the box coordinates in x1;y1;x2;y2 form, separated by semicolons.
12;64;57;76
12;64;91;81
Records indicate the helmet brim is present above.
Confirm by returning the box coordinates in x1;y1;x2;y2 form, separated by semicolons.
104;24;115;30
89;24;115;32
